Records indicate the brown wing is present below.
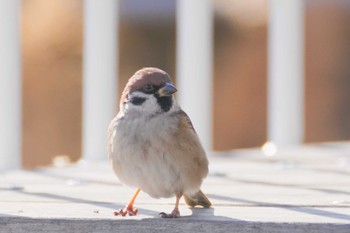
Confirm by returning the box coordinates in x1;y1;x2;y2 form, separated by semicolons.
178;110;197;134
179;113;212;207
174;109;209;177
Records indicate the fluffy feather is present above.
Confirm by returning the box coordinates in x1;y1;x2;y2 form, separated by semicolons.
108;67;211;215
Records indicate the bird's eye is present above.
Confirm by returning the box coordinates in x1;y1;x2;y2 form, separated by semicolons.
142;84;154;92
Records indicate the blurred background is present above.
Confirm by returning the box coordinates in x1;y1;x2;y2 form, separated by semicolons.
21;0;350;168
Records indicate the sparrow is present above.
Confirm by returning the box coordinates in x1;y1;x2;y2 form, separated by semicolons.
108;67;211;218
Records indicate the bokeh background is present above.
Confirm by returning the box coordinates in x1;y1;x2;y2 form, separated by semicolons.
21;0;350;168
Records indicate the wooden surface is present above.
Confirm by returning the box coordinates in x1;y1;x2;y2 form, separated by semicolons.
1;143;350;232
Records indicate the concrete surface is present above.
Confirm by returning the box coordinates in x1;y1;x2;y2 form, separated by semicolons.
1;143;350;232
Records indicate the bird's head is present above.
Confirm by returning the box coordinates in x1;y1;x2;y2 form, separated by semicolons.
120;67;178;115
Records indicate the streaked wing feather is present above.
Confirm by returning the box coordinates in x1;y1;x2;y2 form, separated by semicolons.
179;110;197;134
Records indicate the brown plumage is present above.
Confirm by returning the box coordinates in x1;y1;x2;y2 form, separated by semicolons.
108;67;211;218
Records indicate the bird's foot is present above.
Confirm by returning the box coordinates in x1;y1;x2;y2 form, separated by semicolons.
114;206;138;217
159;208;180;218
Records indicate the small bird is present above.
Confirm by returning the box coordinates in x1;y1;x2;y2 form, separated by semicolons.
108;67;211;218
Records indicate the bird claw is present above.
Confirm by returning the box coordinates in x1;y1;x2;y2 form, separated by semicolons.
114;207;138;217
159;209;180;218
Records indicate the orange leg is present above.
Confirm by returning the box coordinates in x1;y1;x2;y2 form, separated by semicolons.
114;188;141;216
159;193;182;218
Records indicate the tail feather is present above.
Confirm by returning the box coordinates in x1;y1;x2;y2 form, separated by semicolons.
184;190;211;208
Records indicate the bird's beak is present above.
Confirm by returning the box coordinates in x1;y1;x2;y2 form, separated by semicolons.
157;82;177;97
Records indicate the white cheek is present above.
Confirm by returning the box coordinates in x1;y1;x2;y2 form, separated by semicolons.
124;92;161;114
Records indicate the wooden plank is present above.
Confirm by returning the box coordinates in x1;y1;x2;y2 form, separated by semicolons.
1;144;350;232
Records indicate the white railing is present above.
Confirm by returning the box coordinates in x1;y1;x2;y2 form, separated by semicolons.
267;0;304;147
0;0;304;170
0;0;21;170
176;0;213;151
82;0;118;163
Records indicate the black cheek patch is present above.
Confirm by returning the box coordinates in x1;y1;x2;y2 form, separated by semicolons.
130;97;146;105
155;95;173;112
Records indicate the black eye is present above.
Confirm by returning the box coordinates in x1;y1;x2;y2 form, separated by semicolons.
142;84;154;93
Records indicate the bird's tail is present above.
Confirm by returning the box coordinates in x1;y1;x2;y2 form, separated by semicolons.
184;190;212;208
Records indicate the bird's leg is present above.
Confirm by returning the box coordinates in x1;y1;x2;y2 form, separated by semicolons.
160;193;183;218
114;188;141;216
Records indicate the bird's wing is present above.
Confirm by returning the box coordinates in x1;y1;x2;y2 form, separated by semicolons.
173;109;209;177
178;110;197;134
177;111;212;207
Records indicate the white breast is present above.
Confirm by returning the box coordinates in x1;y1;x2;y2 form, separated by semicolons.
108;107;191;198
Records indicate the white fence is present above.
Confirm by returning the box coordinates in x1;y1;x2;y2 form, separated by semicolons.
0;0;21;171
82;0;118;162
0;0;304;170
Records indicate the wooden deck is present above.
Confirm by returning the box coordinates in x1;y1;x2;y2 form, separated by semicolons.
1;143;350;232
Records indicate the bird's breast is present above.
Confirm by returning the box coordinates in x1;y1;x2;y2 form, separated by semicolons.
109;110;205;198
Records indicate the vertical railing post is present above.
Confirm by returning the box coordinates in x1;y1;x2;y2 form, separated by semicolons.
176;0;213;150
0;0;21;171
82;0;118;162
267;0;304;149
